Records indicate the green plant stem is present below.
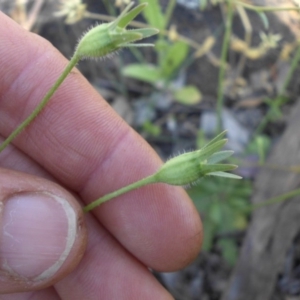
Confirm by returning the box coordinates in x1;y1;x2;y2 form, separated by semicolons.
164;0;177;29
115;56;129;99
235;1;300;13
251;188;300;210
217;0;234;132
279;44;300;98
0;55;80;153
255;43;300;134
102;0;116;16
83;174;157;212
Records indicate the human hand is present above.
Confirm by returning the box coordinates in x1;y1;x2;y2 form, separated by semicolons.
0;12;202;299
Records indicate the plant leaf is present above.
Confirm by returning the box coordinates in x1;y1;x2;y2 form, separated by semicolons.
256;11;269;29
208;171;242;179
218;239;238;266
117;3;147;28
173;85;202;105
202;164;237;173
207;150;234;164
202;131;227;150
128;28;159;39
138;0;165;30
122;63;162;84
160;41;189;78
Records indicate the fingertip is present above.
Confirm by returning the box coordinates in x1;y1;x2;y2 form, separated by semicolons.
0;169;87;293
143;186;203;272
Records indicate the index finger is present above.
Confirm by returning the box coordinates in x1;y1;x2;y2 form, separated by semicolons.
0;12;202;271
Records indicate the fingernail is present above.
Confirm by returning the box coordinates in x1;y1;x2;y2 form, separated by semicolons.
0;192;77;282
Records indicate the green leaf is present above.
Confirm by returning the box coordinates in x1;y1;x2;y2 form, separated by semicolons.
198;139;228;163
210;201;223;224
199;0;208;10
160;41;189;78
202;164;237;173
155;39;169;68
202;219;216;250
117;3;147;28
218;239;238;266
208;171;242;179
173;85;202;105
138;0;165;30
111;31;143;45
207;150;234;164
128;28;159;39
246;134;271;164
257;11;269;29
188;177;252;261
142;121;161;136
202;131;227;150
122;63;162;84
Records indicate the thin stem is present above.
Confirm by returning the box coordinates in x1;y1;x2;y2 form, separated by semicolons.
217;0;234;133
164;0;177;29
0;55;80;153
128;46;145;63
233;4;252;83
24;0;44;31
83;174;157;212
279;43;300;99
255;43;300;134
102;0;116;16
251;188;300;211
115;56;129;99
235;1;299;12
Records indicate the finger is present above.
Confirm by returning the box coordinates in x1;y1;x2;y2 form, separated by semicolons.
0;12;202;271
0;169;87;293
0;137;53;179
0;140;175;299
0;288;60;300
55;216;174;300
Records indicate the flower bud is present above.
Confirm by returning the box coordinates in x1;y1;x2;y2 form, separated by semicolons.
75;2;159;60
153;131;241;186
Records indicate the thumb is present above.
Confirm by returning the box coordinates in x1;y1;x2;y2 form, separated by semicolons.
0;169;87;293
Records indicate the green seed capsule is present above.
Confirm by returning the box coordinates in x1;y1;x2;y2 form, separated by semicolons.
75;2;159;60
152;131;241;186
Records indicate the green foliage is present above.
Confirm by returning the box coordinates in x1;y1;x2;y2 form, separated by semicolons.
256;42;300;133
246;134;271;164
157;40;189;79
122;39;201;105
188;177;252;265
142;120;161;136
121;1;201;106
199;0;208;10
122;63;161;84
138;0;166;30
123;40;189;84
256;11;269;29
218;239;239;266
173;85;202;105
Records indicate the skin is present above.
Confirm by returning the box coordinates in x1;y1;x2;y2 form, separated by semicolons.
0;11;202;299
